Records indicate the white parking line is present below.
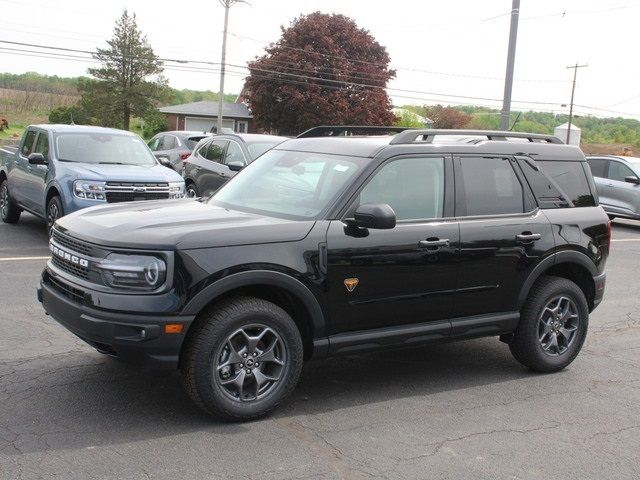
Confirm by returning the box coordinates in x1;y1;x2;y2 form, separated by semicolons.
611;238;640;242
0;256;50;262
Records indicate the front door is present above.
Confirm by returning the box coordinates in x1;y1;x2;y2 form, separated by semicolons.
603;159;640;217
453;155;554;319
22;131;50;215
326;155;458;337
194;140;230;196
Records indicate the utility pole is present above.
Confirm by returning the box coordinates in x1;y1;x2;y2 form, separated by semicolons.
500;0;520;131
216;0;246;134
565;63;588;144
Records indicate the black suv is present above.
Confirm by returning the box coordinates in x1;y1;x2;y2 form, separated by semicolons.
38;128;609;421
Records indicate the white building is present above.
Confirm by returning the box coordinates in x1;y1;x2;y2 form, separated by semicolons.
554;122;581;145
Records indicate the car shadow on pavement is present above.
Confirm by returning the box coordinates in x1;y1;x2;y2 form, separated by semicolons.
1;337;531;455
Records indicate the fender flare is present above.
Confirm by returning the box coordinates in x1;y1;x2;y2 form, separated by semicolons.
182;270;327;338
517;250;598;308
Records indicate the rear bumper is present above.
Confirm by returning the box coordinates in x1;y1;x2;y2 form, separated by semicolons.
38;272;194;374
592;272;606;311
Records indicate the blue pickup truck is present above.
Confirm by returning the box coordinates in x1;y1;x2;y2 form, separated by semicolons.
0;125;185;233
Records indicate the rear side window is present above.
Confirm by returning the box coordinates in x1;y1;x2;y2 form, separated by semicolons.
21;130;37;156
458;157;524;216
186;136;207;149
537;161;596;207
161;136;176;150
586;158;608;178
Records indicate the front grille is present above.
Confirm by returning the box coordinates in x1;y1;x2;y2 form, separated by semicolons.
52;230;93;256
52;255;90;280
48;274;85;304
104;182;171;204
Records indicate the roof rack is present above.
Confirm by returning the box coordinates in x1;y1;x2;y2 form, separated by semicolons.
297;125;415;138
389;129;564;145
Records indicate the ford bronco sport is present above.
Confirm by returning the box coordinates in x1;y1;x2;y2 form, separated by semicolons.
38;128;609;421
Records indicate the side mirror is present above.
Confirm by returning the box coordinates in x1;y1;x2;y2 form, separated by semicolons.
624;176;640;185
157;157;172;168
28;152;47;165
347;203;396;230
227;161;245;172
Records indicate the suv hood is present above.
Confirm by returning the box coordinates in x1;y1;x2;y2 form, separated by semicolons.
60;163;183;182
55;199;316;250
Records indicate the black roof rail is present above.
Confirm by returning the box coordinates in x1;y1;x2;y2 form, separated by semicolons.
297;125;416;138
389;129;564;145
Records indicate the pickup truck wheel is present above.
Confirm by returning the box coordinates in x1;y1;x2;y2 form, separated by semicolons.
0;179;21;224
181;296;303;421
509;276;589;373
46;196;63;236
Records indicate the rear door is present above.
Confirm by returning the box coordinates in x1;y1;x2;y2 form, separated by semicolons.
453;155;554;322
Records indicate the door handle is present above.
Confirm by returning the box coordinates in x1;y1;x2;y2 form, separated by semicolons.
419;238;450;249
516;233;541;242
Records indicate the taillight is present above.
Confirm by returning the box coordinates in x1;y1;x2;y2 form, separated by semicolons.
180;152;191;161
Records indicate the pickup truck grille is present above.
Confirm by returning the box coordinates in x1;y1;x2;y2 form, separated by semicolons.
51;230;94;256
51;255;90;280
104;182;170;203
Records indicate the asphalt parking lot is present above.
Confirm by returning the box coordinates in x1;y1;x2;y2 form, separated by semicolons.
0;214;639;480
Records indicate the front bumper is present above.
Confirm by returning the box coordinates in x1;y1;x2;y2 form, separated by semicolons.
38;271;194;374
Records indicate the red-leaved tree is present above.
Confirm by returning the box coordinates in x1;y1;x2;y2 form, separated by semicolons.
244;12;396;135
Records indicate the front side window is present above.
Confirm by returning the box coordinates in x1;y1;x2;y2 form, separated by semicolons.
204;140;226;162
147;136;161;151
211;150;364;219
357;157;445;221
34;133;50;161
459;157;524;216
55;133;157;166
225;141;245;165
538;161;596;207
607;161;636;182
21;130;37;156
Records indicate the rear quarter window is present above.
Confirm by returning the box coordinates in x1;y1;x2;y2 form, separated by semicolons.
537;160;596;207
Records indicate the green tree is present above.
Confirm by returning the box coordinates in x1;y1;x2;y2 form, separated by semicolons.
393;109;425;128
48;104;91;125
81;9;166;130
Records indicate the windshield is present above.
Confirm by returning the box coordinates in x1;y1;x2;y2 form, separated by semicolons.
55;133;158;166
210;149;365;219
247;141;284;160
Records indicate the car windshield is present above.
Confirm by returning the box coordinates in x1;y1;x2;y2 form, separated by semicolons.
55;133;157;165
247;141;284;160
210;149;365;219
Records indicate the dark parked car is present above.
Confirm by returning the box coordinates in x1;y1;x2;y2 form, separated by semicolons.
586;155;640;220
182;133;287;198
39;128;609;421
147;131;210;172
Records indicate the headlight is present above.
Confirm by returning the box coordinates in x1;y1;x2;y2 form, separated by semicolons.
168;181;185;199
97;253;166;291
73;180;106;201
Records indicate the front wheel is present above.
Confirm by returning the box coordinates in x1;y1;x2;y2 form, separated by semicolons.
181;297;303;421
186;183;199;199
46;195;63;236
0;179;21;224
509;276;589;372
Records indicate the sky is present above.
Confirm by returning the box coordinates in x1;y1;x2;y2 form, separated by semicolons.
1;0;639;119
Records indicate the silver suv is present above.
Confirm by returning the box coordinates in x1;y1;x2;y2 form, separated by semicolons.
586;155;640;220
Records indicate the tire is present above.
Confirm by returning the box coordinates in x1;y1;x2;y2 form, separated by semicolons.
181;296;303;421
46;195;63;236
186;182;199;199
0;179;21;224
509;276;589;373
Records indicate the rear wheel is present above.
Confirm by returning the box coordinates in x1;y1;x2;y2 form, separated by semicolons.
181;296;303;421
186;182;199;199
509;276;589;372
46;195;63;236
0;179;21;224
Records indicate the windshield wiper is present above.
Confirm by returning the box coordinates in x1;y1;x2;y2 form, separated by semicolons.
98;162;125;165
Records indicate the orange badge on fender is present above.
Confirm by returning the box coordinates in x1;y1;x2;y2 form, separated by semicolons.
344;278;359;292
